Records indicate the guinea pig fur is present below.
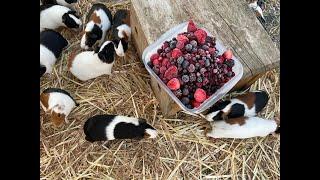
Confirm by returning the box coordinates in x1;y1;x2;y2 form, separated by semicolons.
205;90;269;121
40;30;68;77
41;0;78;9
40;88;79;127
206;116;279;139
112;9;131;57
83;115;158;142
80;3;112;50
69;41;116;81
40;4;82;32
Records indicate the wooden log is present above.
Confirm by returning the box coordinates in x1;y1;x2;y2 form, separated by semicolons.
130;0;280;116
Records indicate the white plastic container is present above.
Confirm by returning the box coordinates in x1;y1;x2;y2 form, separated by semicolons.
142;21;243;114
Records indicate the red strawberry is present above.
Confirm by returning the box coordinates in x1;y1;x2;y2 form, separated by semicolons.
150;53;159;61
167;78;180;90
164;66;178;80
194;29;207;44
177;35;189;44
162;58;169;67
194;88;207;103
223;49;233;60
172;48;182;59
187;20;197;32
191;100;201;108
208;48;215;54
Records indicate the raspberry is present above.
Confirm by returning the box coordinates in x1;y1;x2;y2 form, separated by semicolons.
182;75;190;83
160;66;167;74
196;82;203;87
187;20;198;32
223;49;233;60
172;48;182;59
167;78;180;90
150;53;159;61
187;64;195;72
194;29;207;44
208;48;215;54
164;66;178;80
166;52;172;58
153;58;160;66
191;100;201;108
162;58;169;67
194;88;207;103
176;41;184;49
177;35;189;44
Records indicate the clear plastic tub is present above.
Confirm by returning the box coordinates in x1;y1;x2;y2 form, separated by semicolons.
142;21;243;114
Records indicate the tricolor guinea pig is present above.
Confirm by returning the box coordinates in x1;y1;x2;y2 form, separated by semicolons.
40;4;82;32
80;3;112;50
206;116;280;139
83;115;158;142
41;0;78;9
205;90;269;121
40;88;79;127
40;30;68;77
68;41;116;81
111;9;131;57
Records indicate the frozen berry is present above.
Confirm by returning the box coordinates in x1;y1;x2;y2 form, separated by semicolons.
189;73;196;82
182;60;190;69
182;88;189;96
195;55;200;60
208;48;215;55
162;58;169;67
195;63;200;70
197;77;203;82
181;97;190;105
177;56;184;64
223;49;233;60
200;68;207;74
153;66;160;75
187;20;197;32
153;58;160;66
164;47;171;53
190;40;197;47
176;41;185;49
194;88;206;102
185;44;193;52
150;53;159;61
160;66;167;74
173;89;182;97
177;35;189;44
172;48;182;59
205;59;210;67
199;60;205;66
202;45;209;50
192;57;196;61
196;82;203;87
169;40;177;49
181;74;189;82
167;78;180;90
194;29;207;44
191;100;201;108
192;47;198;53
183;69;188;74
225;59;235;67
203;77;209;85
164;66;178;80
157;49;163;54
187;64;196;72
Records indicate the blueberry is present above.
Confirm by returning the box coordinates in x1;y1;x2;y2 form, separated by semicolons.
182;75;190;83
177;56;184;64
182;60;190;69
202;45;209;50
181;97;190;105
169;40;177;49
185;44;193;52
182;88;189;96
183;69;188;74
205;59;211;67
192;47;198;53
190;40;197;47
225;59;235;67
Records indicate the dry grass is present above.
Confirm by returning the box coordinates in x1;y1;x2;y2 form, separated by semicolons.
40;0;280;179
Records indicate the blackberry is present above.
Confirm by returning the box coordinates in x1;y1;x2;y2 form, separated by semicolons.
197;77;203;82
173;89;182;97
182;75;190;83
182;88;189;96
181;97;190;105
183;69;188;74
177;56;184;64
189;73;197;82
187;64;196;73
185;44;193;52
190;40;197;47
169;40;177;49
182;60;190;69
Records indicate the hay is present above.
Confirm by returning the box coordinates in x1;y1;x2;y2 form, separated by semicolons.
40;0;280;179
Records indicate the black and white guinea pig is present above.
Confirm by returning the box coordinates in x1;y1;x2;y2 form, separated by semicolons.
40;4;82;32
40;30;68;77
40;88;79;127
206;116;280;139
41;0;78;9
80;3;112;50
112;9;131;57
205;90;269;121
68;41;116;81
83;114;158;142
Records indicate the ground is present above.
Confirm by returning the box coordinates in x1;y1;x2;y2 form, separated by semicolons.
40;0;280;179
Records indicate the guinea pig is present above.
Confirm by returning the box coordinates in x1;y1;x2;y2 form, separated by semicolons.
40;88;79;127
205;90;269;121
206;116;280;139
80;3;112;50
41;0;78;9
248;0;265;23
68;41;116;81
112;9;131;57
40;4;82;32
83;114;158;142
40;30;68;77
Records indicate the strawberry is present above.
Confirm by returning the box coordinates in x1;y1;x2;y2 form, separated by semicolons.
167;78;180;90
194;88;207;103
194;29;207;44
172;48;182;59
164;66;178;80
223;49;233;60
187;20;198;32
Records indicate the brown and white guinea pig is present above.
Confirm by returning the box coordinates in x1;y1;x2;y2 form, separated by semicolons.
41;0;78;9
111;9;131;57
205;90;269;121
206;116;280;139
68;41;116;81
80;3;112;50
40;30;68;77
83;114;158;142
40;88;79;127
40;4;82;32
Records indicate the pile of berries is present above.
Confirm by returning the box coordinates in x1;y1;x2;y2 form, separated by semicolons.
147;20;235;109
